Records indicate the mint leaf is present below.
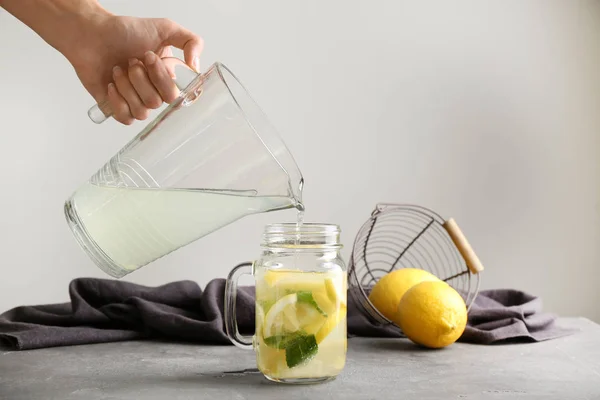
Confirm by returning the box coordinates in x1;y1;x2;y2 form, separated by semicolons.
264;331;307;349
265;332;320;368
296;291;327;316
264;335;294;349
285;334;318;368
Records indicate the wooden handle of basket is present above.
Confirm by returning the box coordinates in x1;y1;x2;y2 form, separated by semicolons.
443;218;484;274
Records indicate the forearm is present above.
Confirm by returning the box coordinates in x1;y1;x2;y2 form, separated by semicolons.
0;0;111;55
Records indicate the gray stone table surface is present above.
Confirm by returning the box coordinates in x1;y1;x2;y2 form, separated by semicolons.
1;318;599;400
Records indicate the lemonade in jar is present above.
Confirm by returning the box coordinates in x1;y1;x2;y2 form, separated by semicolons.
225;223;347;384
255;268;347;381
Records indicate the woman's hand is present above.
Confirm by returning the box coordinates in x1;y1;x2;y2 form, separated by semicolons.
0;0;203;125
66;15;203;125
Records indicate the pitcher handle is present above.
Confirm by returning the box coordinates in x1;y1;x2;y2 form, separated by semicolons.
224;262;254;350
87;57;199;124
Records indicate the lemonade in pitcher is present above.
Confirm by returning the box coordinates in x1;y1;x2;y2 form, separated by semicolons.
66;62;305;279
255;268;347;381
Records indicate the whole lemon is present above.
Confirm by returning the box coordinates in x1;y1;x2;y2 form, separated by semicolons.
396;280;467;348
368;268;439;322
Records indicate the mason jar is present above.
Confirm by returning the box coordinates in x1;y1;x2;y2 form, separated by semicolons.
225;223;347;384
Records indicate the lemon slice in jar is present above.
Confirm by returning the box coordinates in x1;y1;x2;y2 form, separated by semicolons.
263;293;327;338
263;292;327;368
263;293;301;338
264;270;328;293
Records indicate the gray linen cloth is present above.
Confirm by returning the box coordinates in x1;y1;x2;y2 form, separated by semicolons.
0;278;576;350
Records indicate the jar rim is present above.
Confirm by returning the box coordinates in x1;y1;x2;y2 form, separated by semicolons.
264;223;340;234
262;223;342;250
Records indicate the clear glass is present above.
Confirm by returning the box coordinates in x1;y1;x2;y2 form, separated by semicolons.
225;223;348;384
64;62;304;278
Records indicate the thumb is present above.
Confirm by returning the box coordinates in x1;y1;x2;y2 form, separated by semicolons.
160;21;204;73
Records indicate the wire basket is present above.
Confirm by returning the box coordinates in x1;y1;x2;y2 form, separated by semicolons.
348;203;484;333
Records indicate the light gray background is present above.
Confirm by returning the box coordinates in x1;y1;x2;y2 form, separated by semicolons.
0;1;598;321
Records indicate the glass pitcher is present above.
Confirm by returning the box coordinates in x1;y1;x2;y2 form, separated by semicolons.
225;223;348;384
64;61;304;278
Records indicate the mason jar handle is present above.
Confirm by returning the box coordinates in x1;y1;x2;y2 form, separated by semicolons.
224;262;254;350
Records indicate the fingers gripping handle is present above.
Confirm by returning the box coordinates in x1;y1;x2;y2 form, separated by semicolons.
224;262;254;350
87;58;199;124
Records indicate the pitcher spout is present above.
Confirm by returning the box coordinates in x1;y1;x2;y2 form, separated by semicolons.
290;177;305;211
